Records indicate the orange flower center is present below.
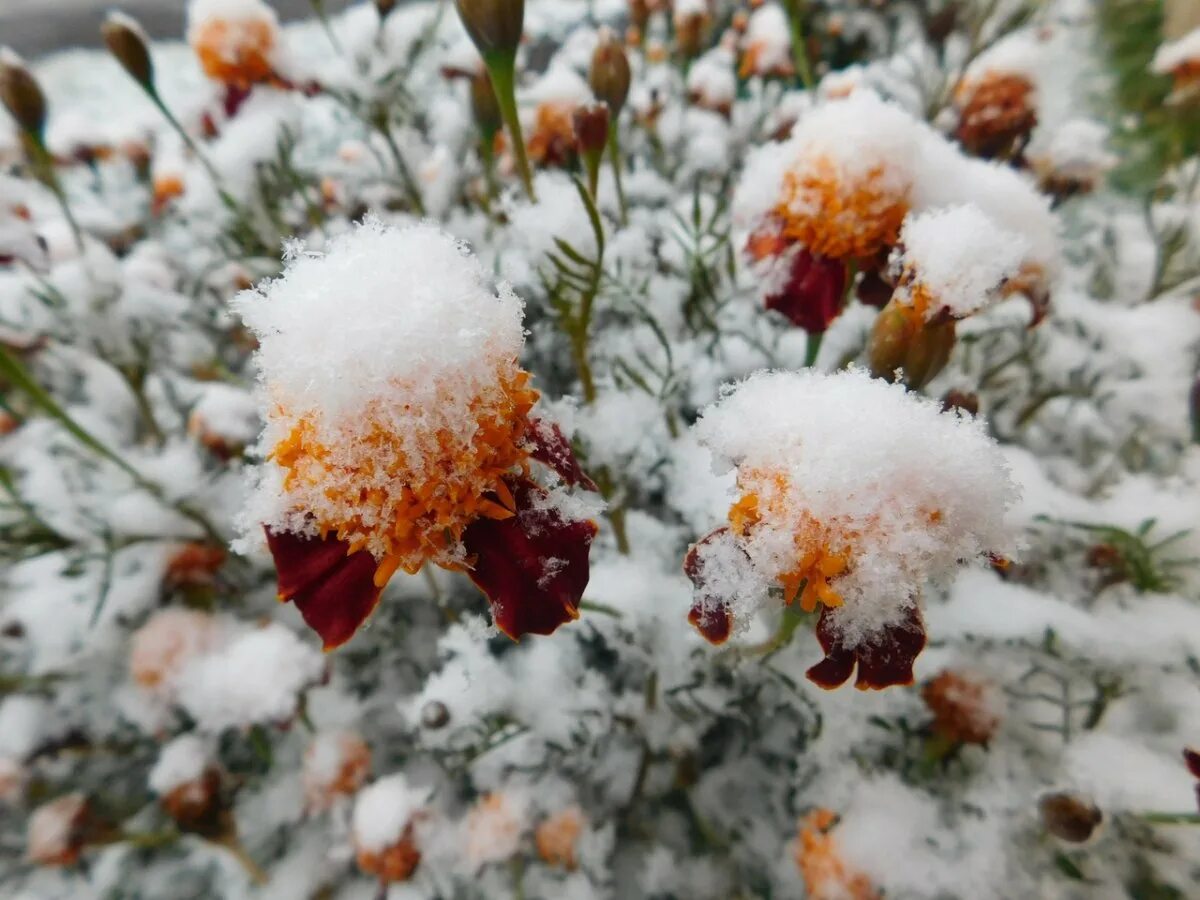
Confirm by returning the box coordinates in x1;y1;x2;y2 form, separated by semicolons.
271;365;538;581
774;156;909;261
729;471;851;613
192;18;277;86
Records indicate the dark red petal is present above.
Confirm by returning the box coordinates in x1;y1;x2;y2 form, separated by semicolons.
805;608;858;689
684;527;745;645
525;418;598;490
1184;747;1200;780
265;527;383;651
765;250;847;333
852;606;927;691
222;83;253;118
462;478;596;640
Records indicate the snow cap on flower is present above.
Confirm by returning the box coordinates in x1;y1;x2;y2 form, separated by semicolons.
1150;26;1200;81
689;369;1016;688
129;608;220;695
149;734;224;832
239;218;596;649
187;0;280;86
27;793;91;867
922;669;1005;745
739;3;792;78
148;734;212;795
303;731;372;811
793;809;878;900
353;774;429;882
466;792;526;866
892;204;1030;321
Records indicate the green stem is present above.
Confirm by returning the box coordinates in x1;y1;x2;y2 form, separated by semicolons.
26;137;85;254
1141;812;1200;825
804;330;823;367
785;1;816;90
607;129;628;225
486;52;536;201
375;114;427;216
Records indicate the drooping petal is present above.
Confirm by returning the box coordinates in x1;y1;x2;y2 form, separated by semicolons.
265;527;384;651
806;605;927;691
764;249;847;333
684;527;744;645
525;418;599;490
462;478;597;640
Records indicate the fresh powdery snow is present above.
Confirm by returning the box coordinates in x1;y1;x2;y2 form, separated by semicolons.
1;0;1199;898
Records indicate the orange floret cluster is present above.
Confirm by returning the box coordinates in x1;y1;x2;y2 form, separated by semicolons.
191;17;277;86
794;809;879;900
728;470;851;613
527;102;579;167
271;365;539;580
774;156;910;261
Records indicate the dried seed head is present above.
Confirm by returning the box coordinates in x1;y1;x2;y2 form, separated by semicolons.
1039;792;1102;843
589;27;631;116
455;0;524;61
102;13;155;91
0;48;46;140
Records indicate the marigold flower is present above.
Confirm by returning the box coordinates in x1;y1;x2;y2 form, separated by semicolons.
954;71;1037;160
921;669;1004;745
1151;27;1200;102
26;793;92;867
130;608;220;693
466;792;525;867
535;806;585;870
187;0;281;88
164;543;227;590
1038;791;1102;843
793;809;879;900
150;735;225;836
686;369;1015;690
303;731;372;812
152;173;185;215
353;775;429;884
738;4;793;79
236;220;597;649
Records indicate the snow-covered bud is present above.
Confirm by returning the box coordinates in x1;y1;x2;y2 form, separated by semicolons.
129;608;219;694
150;736;225;836
467;792;525;867
867;299;956;390
420;700;450;729
793;809;877;900
454;0;524;62
470;68;501;137
187;0;280;87
1038;792;1102;843
674;6;711;60
535;806;584;870
954;71;1037;160
303;732;372;812
589;28;631;117
688;369;1016;690
26;794;92;867
0;49;46;141
102;13;155;92
353;775;428;883
922;669;1004;745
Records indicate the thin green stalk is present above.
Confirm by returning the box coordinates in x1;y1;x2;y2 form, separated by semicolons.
375;113;427;216
310;0;345;55
804;331;823;367
607;129;628;225
1141;812;1200;825
25;136;85;253
486;52;536;201
785;0;815;90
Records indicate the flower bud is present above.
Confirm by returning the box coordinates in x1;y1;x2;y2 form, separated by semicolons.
455;0;524;61
940;390;979;417
1038;792;1102;843
102;13;155;92
375;0;399;20
469;68;501;137
922;669;1003;745
0;49;47;140
590;27;631;117
420;700;450;729
162;767;225;837
867;300;956;390
572;101;609;156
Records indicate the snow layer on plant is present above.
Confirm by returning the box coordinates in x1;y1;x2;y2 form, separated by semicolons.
742;4;792;76
687;48;736;108
187;0;278;30
352;774;429;853
693;369;1017;642
897;204;1030;318
148;734;211;794
1152;26;1200;73
176;622;324;731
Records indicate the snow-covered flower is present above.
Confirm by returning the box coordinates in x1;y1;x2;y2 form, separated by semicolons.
187;0;281;88
1152;26;1200;100
535;806;585;870
922;669;1005;746
26;793;92;867
793;809;878;900
353;774;428;884
236;219;598;647
738;3;793;79
466;792;525;867
149;735;224;834
303;731;372;812
686;369;1016;690
129;608;220;695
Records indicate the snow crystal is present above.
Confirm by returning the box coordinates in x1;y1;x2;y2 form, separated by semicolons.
148;734;211;794
897;204;1030;319
176;622;325;731
352;774;430;853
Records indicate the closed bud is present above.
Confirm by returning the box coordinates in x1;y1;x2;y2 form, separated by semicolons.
0;48;47;140
102;13;155;92
375;0;399;20
421;700;450;729
590;27;631;116
1038;792;1102;843
162;768;226;837
572;101;609;156
455;0;524;61
469;68;501;136
867;299;956;390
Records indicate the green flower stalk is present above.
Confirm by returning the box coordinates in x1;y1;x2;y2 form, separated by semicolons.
572;102;609;201
455;0;536;200
589;27;630;223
